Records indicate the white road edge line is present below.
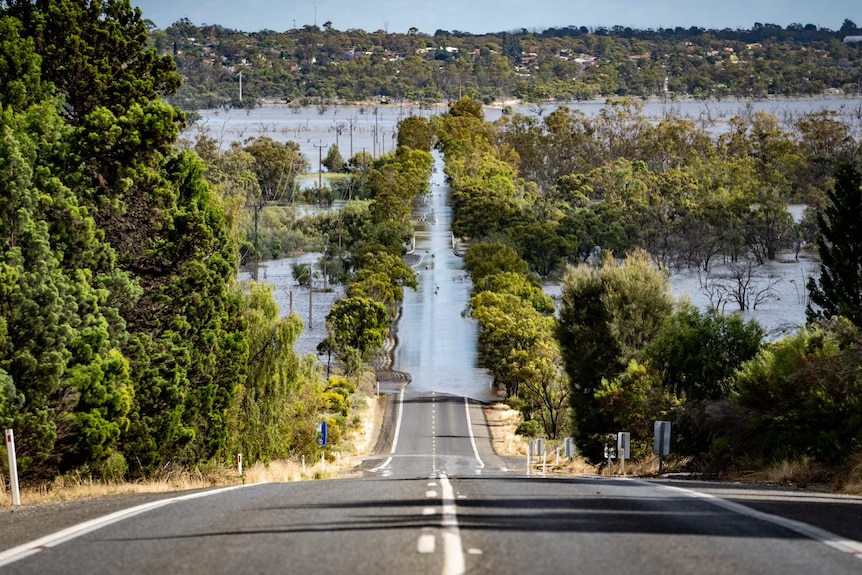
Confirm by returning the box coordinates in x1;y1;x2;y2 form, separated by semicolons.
439;473;466;575
371;387;405;472
463;398;485;469
0;484;251;568
652;481;862;560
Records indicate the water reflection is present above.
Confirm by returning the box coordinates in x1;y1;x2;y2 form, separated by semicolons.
393;152;497;402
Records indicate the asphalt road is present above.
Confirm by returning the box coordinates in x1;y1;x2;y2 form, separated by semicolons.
2;390;862;574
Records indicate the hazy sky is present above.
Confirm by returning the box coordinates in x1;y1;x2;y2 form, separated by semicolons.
133;0;859;35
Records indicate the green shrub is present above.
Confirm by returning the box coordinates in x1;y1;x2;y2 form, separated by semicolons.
515;420;543;437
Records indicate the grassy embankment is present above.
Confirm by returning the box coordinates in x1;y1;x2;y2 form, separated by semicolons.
0;394;385;507
5;397;862;506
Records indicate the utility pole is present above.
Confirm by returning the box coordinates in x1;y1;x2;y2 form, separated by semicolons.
349;117;356;158
314;141;326;191
373;108;379;156
238;70;243;101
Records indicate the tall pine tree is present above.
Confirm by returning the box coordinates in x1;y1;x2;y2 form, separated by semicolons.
807;163;862;329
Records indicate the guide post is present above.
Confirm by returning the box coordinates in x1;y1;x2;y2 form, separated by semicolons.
653;421;671;473
4;429;20;506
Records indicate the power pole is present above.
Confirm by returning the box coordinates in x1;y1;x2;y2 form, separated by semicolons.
349;117;356;158
314;142;326;190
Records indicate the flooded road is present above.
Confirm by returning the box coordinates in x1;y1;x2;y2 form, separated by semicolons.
393;152;497;402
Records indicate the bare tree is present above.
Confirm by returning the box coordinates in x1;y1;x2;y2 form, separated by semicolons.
702;259;780;311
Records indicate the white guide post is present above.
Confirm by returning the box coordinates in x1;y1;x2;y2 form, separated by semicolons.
4;429;21;506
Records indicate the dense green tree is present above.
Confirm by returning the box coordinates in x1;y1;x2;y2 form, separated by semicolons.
396;115;433;152
0;15;47;110
465;242;531;285
732;321;862;464
510;221;568;278
324;297;389;373
558;250;673;458
472;271;555;316
646;303;764;401
0;99;136;476
322;143;346;173
807;164;862;328
3;0;181;123
228;282;321;464
119;150;249;471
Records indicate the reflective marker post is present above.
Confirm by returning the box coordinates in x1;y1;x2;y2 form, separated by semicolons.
237;453;243;477
654;421;671;474
618;432;631;476
4;429;20;506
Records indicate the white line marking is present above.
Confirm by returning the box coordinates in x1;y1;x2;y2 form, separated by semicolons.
417;533;436;554
0;485;250;567
370;387;405;472
463;398;485;469
439;473;465;575
426;490;438;498
654;481;862;560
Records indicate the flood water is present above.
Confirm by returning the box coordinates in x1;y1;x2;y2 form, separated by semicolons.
393;153;497;401
209;98;857;390
188;96;862;163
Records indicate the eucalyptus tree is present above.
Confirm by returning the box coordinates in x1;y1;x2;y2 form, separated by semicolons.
324;297;389;375
243;136;308;280
229;282;320;464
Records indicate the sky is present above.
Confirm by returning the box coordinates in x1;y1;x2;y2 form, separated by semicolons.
133;0;860;35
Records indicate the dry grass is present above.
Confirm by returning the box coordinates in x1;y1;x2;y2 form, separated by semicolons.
739;456;824;487
0;470;231;507
484;403;529;457
483;403;599;475
0;393;385;508
837;454;862;495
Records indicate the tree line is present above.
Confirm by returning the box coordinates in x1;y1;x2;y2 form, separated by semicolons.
0;0;432;486
146;18;862;110
435;96;862;478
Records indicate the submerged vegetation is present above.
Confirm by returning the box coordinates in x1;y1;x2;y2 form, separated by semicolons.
435;95;862;483
1;1;861;496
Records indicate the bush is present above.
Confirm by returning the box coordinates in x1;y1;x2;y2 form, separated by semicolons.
96;452;129;482
515;420;543;437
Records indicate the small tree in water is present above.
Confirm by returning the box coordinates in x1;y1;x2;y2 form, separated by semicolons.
322;144;346;173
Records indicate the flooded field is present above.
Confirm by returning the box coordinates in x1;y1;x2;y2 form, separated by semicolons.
212;98;855;383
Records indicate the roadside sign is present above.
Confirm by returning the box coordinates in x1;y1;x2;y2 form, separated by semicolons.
617;432;631;460
316;421;328;447
564;437;576;459
654;420;671;473
653;421;671;456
